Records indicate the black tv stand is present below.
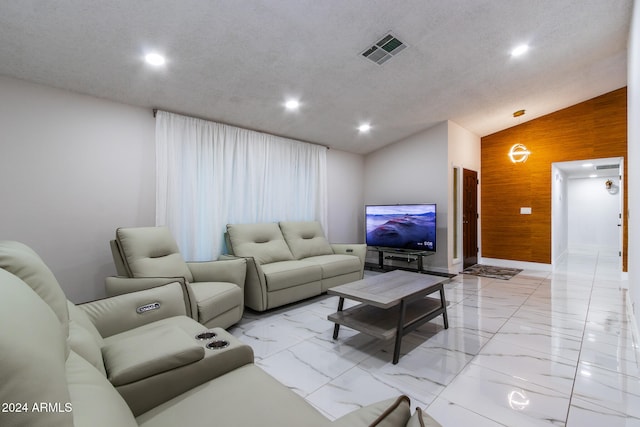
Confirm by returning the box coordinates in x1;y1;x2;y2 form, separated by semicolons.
368;247;434;272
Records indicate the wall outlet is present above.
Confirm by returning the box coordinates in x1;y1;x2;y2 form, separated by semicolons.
520;207;532;214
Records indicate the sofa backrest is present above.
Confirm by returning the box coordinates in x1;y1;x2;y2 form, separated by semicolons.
279;221;334;259
0;268;74;427
110;239;130;276
226;223;294;265
116;226;194;282
0;241;108;378
68;302;107;376
0;246;139;427
0;240;70;343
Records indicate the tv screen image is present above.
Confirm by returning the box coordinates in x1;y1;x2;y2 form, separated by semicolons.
365;204;436;251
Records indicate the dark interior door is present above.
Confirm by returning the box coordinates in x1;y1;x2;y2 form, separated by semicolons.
463;168;478;268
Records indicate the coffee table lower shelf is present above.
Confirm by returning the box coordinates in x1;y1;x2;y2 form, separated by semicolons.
328;297;446;363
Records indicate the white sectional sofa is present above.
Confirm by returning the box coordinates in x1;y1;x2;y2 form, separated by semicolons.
0;240;441;427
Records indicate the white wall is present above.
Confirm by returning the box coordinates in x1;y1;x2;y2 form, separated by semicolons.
628;0;640;327
326;149;365;244
0;76;156;303
447;121;481;271
551;167;569;263
0;76;365;303
364;122;449;272
567;177;620;252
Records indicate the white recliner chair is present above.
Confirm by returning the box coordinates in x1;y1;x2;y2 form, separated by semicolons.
108;226;246;329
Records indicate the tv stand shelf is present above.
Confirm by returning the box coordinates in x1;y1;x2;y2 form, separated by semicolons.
367;247;434;272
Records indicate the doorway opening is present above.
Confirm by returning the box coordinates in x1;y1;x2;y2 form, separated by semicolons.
462;168;478;269
551;157;623;270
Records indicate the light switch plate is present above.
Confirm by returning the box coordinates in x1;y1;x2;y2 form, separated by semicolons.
520;207;532;214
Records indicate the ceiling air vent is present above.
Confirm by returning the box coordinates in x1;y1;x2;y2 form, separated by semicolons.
595;164;619;170
361;33;407;65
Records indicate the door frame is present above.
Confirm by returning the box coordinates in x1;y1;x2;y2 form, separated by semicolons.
551;157;624;271
462;168;479;269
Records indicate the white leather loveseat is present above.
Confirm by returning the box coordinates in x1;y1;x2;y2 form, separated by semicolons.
224;221;367;311
0;240;441;427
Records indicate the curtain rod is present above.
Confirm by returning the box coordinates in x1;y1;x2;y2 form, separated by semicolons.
152;108;329;150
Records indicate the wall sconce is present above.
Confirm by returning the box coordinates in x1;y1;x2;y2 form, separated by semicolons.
508;143;530;163
605;179;619;194
508;109;530;163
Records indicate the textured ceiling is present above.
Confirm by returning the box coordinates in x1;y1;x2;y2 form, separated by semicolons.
0;1;632;154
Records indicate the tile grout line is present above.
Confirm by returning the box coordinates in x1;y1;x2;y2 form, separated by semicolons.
422;274;546;426
563;250;599;426
421;277;504;424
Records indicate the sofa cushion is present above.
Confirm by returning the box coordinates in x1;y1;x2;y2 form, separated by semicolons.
303;254;362;279
0;240;70;340
136;364;329;427
102;326;205;386
261;260;322;291
66;351;138;427
332;395;411;427
0;268;73;427
188;281;243;324
279;221;334;259
116;226;194;282
226;223;294;265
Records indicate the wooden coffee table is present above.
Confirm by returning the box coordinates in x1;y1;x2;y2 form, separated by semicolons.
328;269;448;364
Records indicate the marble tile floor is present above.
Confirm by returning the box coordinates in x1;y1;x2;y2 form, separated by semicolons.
228;249;639;426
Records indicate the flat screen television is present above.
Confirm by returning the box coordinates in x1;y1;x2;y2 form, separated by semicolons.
365;203;436;252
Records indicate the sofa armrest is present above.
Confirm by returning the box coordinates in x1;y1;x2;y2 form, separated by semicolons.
102;325;205;386
187;258;247;290
113;327;254;416
78;282;190;338
331;396;411;427
105;276;185;296
105;276;195;320
408;408;442;427
331;243;367;277
220;254;268;311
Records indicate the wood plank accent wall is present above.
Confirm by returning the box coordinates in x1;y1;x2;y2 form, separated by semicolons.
481;87;627;270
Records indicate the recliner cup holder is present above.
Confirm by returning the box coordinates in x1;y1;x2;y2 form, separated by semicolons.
195;331;217;340
206;340;230;350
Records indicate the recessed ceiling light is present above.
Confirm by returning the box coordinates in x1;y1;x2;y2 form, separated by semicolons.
582;163;594;168
589;174;598;178
144;52;166;66
511;44;529;57
358;123;371;133
284;99;300;111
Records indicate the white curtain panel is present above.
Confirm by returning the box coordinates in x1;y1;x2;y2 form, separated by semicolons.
155;111;327;261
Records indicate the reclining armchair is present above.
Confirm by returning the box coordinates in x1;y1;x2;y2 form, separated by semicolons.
0;240;254;419
108;226;246;329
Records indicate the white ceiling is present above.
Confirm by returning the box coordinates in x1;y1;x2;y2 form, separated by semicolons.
555;157;622;179
0;1;632;154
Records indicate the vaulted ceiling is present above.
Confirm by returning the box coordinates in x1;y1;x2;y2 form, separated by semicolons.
0;1;632;154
